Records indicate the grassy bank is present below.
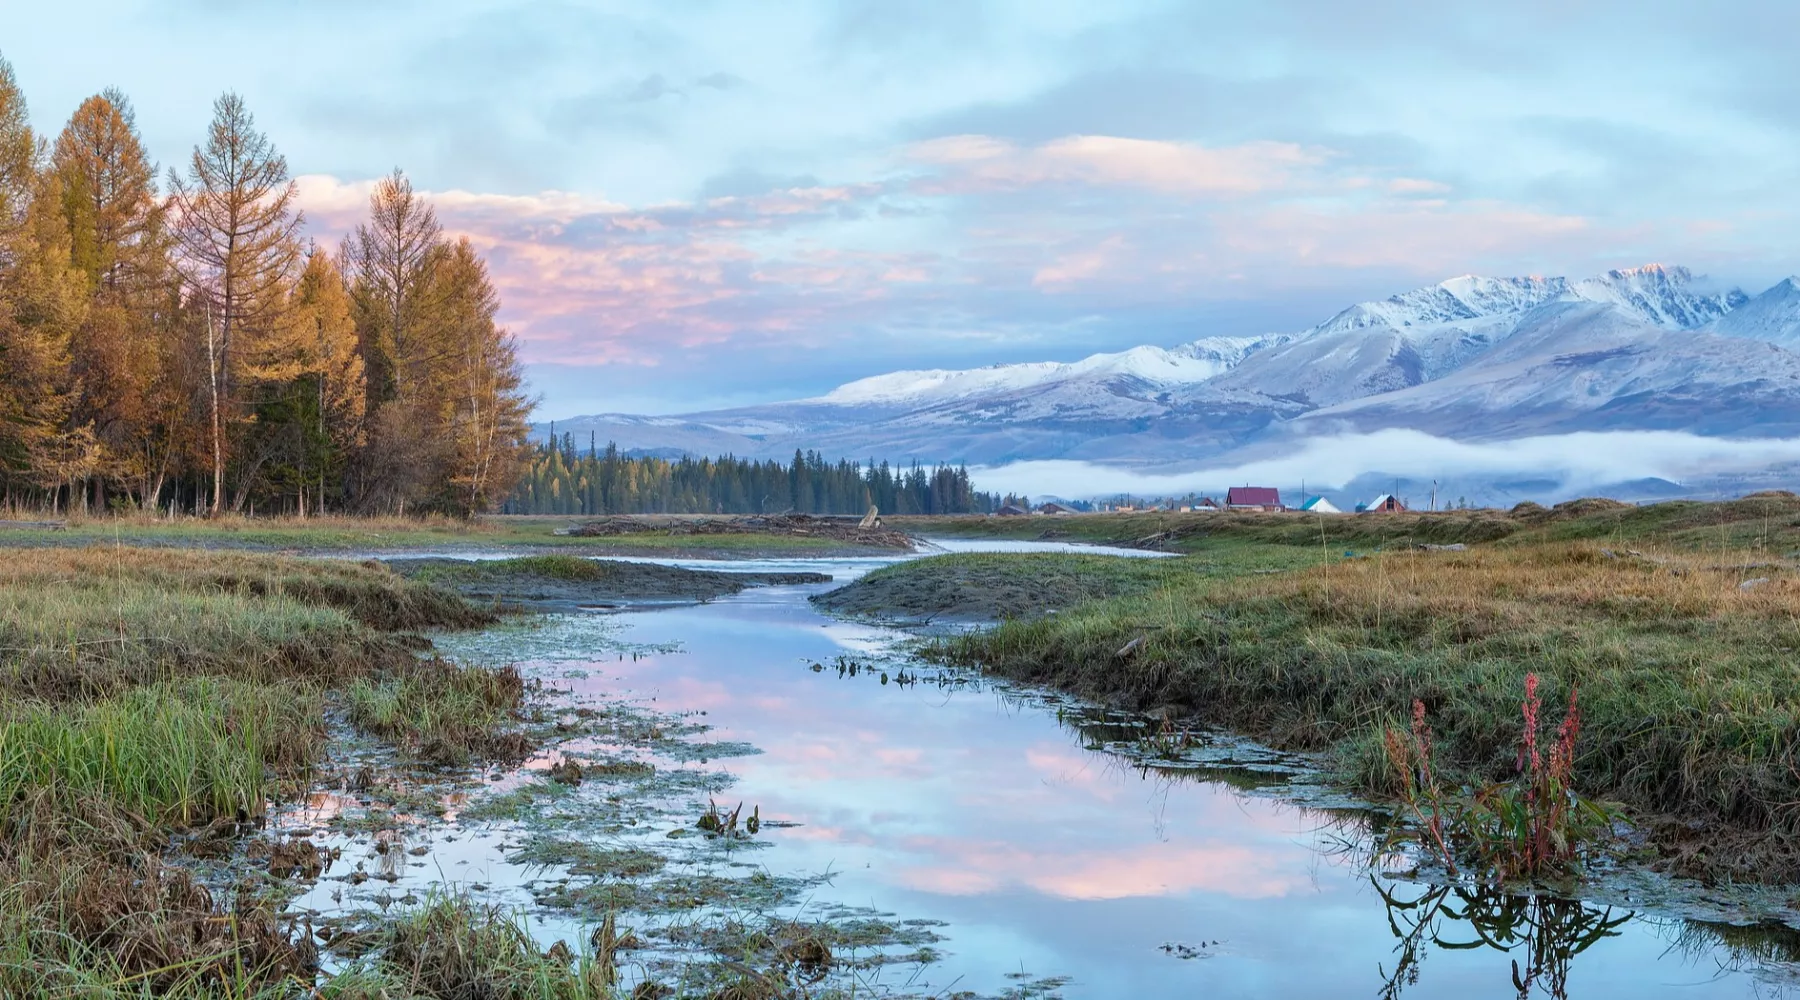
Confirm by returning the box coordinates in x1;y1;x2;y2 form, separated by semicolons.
0;547;487;698
813;551;1201;621
0;512;899;558
392;553;832;609
0;546;538;996
935;538;1800;880
895;491;1800;556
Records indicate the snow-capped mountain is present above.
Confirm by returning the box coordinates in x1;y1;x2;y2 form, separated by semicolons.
539;264;1800;485
1708;277;1800;348
811;336;1281;407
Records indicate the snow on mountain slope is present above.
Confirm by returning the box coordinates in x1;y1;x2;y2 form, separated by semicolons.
1288;301;1800;438
1306;275;1570;337
812;336;1278;406
1707;277;1800;347
1206;264;1751;409
1568;264;1746;328
537;265;1800;474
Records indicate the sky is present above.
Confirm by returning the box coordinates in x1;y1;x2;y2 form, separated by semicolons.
7;0;1800;419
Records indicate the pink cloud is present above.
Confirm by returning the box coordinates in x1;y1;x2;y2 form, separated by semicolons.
895;834;1314;901
286;132;1643;375
908;135;1329;196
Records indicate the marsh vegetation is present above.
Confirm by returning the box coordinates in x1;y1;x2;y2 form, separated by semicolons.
9;498;1800;997
915;494;1800;882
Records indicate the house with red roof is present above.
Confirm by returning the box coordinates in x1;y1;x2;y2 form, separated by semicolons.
1225;486;1283;511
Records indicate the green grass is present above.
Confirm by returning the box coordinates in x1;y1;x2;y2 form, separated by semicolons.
816;552;1213;620
0;548;489;700
0;544;538;995
0;678;321;827
346;659;528;766
936;540;1800;880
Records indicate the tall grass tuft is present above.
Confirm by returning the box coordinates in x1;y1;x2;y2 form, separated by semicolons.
346;659;527;766
0;678;321;827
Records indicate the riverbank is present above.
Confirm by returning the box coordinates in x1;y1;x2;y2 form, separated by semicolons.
0;544;962;998
0;512;910;559
10;525;1800;994
870;527;1800;883
390;554;832;610
891;491;1800;555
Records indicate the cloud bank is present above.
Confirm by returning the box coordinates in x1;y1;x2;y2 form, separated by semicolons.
970;430;1800;500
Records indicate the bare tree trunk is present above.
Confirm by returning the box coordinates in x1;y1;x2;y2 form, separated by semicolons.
206;304;224;517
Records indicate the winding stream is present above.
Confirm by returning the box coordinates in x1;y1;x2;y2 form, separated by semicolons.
287;541;1800;998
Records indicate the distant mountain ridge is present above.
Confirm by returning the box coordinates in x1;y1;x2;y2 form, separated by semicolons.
537;264;1800;492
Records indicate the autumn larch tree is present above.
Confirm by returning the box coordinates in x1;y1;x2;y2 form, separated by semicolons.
52;88;171;510
167;93;302;515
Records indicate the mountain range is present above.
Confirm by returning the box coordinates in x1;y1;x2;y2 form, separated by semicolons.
538;265;1800;500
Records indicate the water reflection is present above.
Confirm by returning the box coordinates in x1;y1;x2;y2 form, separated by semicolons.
433;571;1800;998
1375;880;1631;999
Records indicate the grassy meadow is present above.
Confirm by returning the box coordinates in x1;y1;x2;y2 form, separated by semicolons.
894;492;1800;555
904;493;1800;880
0;511;893;558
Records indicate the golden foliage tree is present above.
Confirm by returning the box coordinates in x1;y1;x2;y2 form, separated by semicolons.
0;61;529;518
346;172;529;515
52;89;171;507
168;93;302;514
431;237;531;514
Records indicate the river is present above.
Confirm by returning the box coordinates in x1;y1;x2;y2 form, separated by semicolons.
284;541;1800;998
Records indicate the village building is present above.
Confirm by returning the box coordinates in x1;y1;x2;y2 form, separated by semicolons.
995;503;1030;516
1299;496;1341;514
1225;486;1283;512
1038;502;1077;515
1357;494;1407;513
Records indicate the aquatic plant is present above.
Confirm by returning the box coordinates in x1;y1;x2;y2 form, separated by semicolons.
338;890;611;1000
345;659;528;766
1382;675;1616;881
696;799;759;839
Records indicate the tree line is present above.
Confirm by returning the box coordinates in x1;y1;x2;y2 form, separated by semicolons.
0;55;530;517
505;436;1013;516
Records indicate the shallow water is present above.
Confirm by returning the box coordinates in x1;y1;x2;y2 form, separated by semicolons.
298;541;1800;997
